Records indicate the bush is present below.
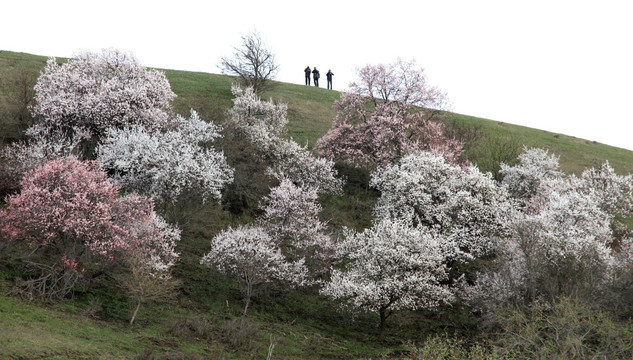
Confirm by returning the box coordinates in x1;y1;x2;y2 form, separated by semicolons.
407;336;506;360
222;318;259;350
495;296;633;359
135;349;205;360
166;316;218;341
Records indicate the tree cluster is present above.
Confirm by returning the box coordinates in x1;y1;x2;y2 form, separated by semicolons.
0;49;229;323
2;48;633;351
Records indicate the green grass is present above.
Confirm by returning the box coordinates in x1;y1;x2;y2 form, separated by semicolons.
449;113;633;175
2;49;633;359
0;295;143;359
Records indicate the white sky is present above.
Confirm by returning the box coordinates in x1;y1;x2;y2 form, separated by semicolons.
3;0;632;150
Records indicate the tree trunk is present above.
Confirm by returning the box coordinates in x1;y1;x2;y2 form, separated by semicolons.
378;308;387;343
242;295;251;318
242;273;252;318
130;299;141;325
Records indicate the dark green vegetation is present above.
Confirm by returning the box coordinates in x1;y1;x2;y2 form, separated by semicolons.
2;50;633;359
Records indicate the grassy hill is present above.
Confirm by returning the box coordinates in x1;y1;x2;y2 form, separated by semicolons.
2;50;633;359
3;50;633;175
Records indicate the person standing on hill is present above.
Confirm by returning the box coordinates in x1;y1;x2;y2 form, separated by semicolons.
312;67;320;87
304;66;311;85
326;70;334;90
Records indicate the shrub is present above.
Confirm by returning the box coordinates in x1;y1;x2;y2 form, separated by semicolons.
222;318;259;350
407;336;506;360
495;296;633;359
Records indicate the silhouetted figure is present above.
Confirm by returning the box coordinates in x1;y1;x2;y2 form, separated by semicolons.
312;67;320;87
326;70;334;90
304;66;311;85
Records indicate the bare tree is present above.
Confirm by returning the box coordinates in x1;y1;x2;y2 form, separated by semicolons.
220;31;279;93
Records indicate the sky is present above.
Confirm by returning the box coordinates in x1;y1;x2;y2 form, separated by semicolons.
3;0;632;150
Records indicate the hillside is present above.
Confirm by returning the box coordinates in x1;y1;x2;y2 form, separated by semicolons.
3;50;633;175
2;50;633;359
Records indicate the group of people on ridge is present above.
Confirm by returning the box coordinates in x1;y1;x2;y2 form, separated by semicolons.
304;66;333;89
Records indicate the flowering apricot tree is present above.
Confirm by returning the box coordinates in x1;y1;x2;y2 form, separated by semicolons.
371;151;513;260
200;225;308;316
227;86;342;194
119;213;181;325
321;218;453;342
97;110;234;204
3;49;178;194
466;148;633;311
0;128;84;194
499;147;563;205
259;178;334;267
316;59;462;169
30;49;175;141
0;157;180;301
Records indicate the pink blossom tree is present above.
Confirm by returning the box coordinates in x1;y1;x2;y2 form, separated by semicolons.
118;213;181;325
30;49;175;142
0;157;179;301
315;59;462;169
259;178;334;270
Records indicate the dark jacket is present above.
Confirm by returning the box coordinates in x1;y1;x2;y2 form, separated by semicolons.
312;69;320;79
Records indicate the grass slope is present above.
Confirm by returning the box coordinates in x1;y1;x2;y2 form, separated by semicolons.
3;50;632;174
1;50;633;359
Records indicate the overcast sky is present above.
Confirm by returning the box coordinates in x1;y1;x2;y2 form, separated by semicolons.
3;0;632;150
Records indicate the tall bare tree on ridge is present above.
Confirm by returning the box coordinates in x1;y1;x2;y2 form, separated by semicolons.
220;30;279;94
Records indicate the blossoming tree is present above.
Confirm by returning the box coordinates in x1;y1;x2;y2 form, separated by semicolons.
499;147;563;205
259;178;334;272
200;225;308;317
97;110;234;205
0;128;84;194
467;148;633;310
119;213;181;325
371;151;513;260
0;157;180;301
315;59;463;169
321;218;453;342
226;86;343;194
3;49;180;195
30;49;175;141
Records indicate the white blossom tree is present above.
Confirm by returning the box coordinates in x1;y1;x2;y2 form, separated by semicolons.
321;219;453;342
200;225;308;317
97;110;234;205
227;86;343;194
577;160;633;217
467;148;633;310
499;147;563;205
0;127;86;194
466;178;614;309
30;49;175;141
371;151;513;260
